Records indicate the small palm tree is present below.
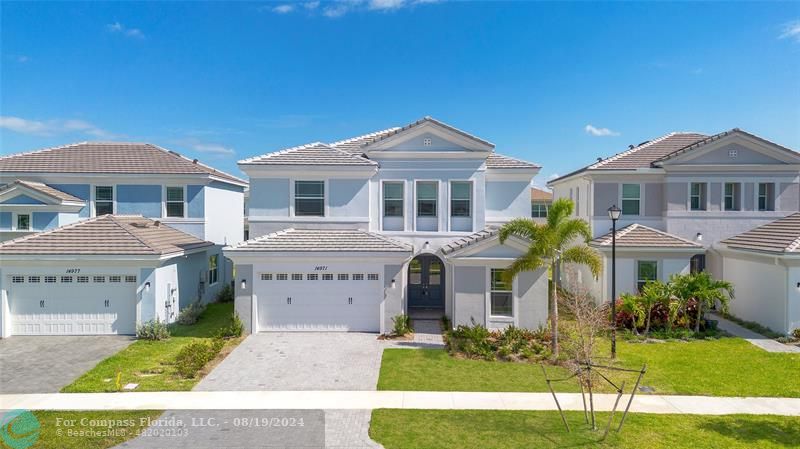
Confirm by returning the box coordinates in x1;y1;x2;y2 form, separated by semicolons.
638;280;671;336
669;272;734;333
499;198;602;357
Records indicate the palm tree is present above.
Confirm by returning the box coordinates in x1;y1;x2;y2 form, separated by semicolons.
499;198;602;357
669;272;734;333
638;280;671;336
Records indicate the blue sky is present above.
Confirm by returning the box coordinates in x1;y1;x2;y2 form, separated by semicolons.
2;1;799;185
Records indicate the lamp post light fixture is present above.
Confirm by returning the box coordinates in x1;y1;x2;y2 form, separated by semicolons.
607;204;622;359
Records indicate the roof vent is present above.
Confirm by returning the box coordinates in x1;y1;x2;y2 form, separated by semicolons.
638;140;650;147
628;145;635;150
154;220;161;227
596;157;603;162
192;159;198;164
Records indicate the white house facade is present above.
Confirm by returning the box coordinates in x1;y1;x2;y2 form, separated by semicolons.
0;142;247;337
549;129;800;304
227;117;548;334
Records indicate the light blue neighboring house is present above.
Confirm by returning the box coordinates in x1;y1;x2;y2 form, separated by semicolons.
0;142;247;336
226;117;548;335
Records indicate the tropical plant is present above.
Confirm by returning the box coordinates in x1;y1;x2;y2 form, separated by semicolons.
670;272;734;332
618;292;644;334
639;280;672;336
391;314;413;336
499;198;602;357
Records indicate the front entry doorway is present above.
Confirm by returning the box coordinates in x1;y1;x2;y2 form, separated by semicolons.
407;254;445;311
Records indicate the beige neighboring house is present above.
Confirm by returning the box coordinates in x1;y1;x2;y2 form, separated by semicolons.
715;213;800;335
530;187;552;221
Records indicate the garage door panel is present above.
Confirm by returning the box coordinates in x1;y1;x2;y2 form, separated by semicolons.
8;274;137;336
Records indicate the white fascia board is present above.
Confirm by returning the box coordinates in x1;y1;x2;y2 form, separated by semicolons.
661;164;800;173
0;203;84;212
240;165;377;178
713;243;800;263
0;255;162;267
369;151;490;160
658;133;800;166
590;245;704;255
365;122;495;152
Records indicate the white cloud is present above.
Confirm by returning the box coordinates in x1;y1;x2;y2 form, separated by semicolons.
323;2;356;18
779;20;800;42
106;22;145;39
190;142;235;155
0;116;115;138
369;0;406;10
272;4;295;13
304;1;320;9
584;124;620;137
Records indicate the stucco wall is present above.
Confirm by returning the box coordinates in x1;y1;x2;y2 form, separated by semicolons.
205;181;244;246
248;178;289;217
117;185;162;217
234;264;254;334
516;268;549;330
383;264;404;334
485;181;530;221
453;266;486;326
724;254;789;334
329;179;370;218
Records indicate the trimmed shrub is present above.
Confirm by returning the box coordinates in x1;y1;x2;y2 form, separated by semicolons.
174;338;225;378
391;314;413;336
793;328;800;339
445;322;550;362
216;313;244;339
136;319;170;341
177;301;207;325
217;284;234;303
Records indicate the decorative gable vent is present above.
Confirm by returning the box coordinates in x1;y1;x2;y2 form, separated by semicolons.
423;138;432;146
729;149;738;158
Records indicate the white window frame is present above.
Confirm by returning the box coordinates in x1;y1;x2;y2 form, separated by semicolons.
208;254;219;285
757;182;776;212
531;202;549;218
92;184;116;217
415;180;439;219
636;260;658;291
620;183;642;217
381;179;406;228
290;179;328;217
487;268;515;319
11;212;32;231
723;182;742;211
164;185;187;218
688;182;708;211
449;180;473;218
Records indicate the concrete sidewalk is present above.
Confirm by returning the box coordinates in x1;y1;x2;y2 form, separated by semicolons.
3;391;800;416
710;313;800;353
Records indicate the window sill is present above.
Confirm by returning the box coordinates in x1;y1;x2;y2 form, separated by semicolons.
489;315;514;321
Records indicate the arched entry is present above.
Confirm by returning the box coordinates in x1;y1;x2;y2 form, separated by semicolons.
407;254;445;310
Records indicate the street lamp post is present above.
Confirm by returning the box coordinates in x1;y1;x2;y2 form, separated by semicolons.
607;204;622;359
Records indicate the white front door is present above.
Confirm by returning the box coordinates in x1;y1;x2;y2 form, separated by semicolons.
255;264;383;332
8;274;137;335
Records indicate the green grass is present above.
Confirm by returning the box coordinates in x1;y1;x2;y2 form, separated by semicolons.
62;302;238;392
369;410;800;449
379;338;800;397
27;411;161;449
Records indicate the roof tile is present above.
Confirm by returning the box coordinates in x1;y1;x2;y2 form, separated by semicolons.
721;213;800;254
239;142;377;166
228;228;412;252
590;223;702;249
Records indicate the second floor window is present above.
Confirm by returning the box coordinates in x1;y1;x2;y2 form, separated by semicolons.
417;181;437;217
450;181;471;217
690;182;707;211
383;182;404;217
95;186;113;215
532;202;549;218
166;187;185;217
621;184;640;216
758;183;775;211
724;183;740;211
295;181;324;216
17;214;30;231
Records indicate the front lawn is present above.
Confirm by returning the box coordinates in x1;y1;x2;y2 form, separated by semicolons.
62;302;240;392
379;338;800;397
369;410;800;449
27;410;161;449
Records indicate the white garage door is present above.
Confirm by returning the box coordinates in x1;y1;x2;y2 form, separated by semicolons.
9;274;137;335
256;267;383;332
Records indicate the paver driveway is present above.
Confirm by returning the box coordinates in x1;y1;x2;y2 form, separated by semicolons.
0;336;134;393
195;332;385;391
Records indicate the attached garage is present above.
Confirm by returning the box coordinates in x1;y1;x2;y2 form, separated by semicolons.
225;229;412;334
0;215;215;338
8;273;137;335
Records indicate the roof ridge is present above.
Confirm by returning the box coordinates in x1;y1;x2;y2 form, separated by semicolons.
600;223;639;245
237;227;294;247
328;127;401;147
104;215;158;254
147;143;248;185
362;116;495;149
0;141;85;161
590;133;677;169
239;141;377;166
785;235;800;252
634;223;702;245
0;214;104;248
239;142;327;164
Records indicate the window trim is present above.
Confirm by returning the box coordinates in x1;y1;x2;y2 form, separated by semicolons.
449;180;473;218
92;184;116;217
636;260;659;291
723;182;741;211
208;254;219;286
487;267;516;320
381;180;406;224
619;183;642;217
688;182;708;211
290;179;327;217
757;182;776;212
414;179;439;220
12;212;31;231
531;202;549;218
164;185;187;218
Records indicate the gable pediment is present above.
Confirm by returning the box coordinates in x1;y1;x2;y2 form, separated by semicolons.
1;193;46;205
364;117;495;154
657;131;800;167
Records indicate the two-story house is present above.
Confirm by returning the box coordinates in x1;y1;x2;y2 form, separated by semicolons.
226;117;548;334
0;142;246;337
548;129;800;302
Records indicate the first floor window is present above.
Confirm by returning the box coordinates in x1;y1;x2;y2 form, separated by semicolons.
416;181;438;217
16;214;30;230
166;186;185;217
531;202;548;218
621;184;640;216
636;261;658;291
690;182;707;211
295;181;324;216
490;268;513;317
208;254;219;285
724;183;740;211
383;182;404;217
450;181;472;217
758;183;775;211
95;186;114;215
